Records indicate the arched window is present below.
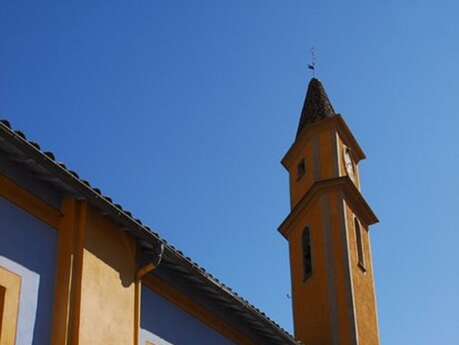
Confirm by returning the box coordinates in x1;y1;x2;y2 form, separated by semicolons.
354;218;366;271
302;227;312;281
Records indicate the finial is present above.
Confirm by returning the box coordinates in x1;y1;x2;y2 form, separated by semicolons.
308;47;316;78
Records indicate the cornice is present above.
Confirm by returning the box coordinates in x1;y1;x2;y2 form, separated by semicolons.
278;176;378;239
281;115;366;171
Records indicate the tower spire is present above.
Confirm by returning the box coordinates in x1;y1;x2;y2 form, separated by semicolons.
296;78;335;139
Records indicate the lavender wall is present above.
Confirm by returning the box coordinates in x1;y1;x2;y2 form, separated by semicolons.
0;197;58;345
141;286;237;345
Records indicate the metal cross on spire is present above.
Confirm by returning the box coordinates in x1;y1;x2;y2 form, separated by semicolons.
308;47;316;78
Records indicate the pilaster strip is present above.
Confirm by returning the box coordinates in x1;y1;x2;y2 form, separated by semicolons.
68;201;86;345
320;194;339;345
340;196;359;345
51;198;75;345
51;198;87;345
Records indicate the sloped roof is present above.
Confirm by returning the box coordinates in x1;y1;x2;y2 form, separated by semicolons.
0;119;299;345
296;78;335;139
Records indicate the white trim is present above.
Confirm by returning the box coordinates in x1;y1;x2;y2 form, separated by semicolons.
141;328;174;345
0;256;39;345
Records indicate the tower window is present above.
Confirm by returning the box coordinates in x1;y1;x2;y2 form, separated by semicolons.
302;227;312;281
297;159;306;180
354;218;366;271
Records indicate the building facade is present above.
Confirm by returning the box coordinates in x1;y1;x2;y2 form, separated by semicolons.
0;78;380;345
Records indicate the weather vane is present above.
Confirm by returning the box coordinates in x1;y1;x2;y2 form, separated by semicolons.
308;47;316;78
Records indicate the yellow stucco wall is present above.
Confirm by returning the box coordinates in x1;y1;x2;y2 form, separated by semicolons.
288;121;338;207
286;124;339;345
319;129;337;180
284;118;380;345
345;202;380;345
288;195;332;345
289;138;314;207
288;189;360;345
78;207;137;345
328;191;356;345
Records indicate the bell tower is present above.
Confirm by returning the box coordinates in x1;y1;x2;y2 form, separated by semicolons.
279;79;380;345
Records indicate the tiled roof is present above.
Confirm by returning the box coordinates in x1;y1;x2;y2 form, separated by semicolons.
296;78;335;139
0;119;300;345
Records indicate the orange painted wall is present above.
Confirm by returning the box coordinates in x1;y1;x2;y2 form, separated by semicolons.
328;191;356;345
288;189;359;345
318;129;337;180
78;206;137;345
345;202;380;345
289;138;314;206
288;195;333;345
284;119;380;345
336;128;380;345
288;122;339;207
285;124;340;345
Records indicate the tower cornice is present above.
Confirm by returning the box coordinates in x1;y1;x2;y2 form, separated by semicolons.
278;175;378;239
282;115;366;171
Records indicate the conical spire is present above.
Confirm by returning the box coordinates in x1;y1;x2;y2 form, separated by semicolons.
296;78;335;139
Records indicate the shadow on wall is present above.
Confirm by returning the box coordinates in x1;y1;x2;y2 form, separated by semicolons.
83;205;137;288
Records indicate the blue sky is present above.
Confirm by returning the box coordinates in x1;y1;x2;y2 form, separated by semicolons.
1;1;458;344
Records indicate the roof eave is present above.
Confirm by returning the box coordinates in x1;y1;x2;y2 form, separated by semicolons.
0;120;299;345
